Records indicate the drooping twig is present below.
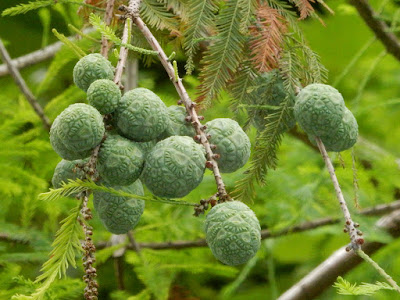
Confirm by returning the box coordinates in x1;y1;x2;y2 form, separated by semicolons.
356;249;400;293
101;0;116;57
79;192;98;300
315;137;363;251
94;199;400;251
350;0;400;62
0;39;51;131
277;209;400;300
120;2;228;200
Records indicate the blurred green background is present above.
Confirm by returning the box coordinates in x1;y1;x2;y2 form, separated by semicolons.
1;0;400;299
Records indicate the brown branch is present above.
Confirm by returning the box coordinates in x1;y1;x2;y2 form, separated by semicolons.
94;200;400;251
0;39;51;131
277;209;400;300
123;6;228;200
101;0;116;57
350;0;400;62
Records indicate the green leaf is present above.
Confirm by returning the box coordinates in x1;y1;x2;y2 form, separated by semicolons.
88;13;158;56
333;276;396;296
38;179;197;207
52;29;86;58
126;251;176;300
141;0;179;31
89;13;120;44
2;0;104;17
233;71;296;201
238;0;257;33
2;0;56;16
13;204;83;300
38;8;51;48
183;0;218;74
197;0;246;106
228;62;257;113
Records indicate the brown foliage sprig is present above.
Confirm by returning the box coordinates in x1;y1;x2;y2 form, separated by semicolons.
249;3;287;72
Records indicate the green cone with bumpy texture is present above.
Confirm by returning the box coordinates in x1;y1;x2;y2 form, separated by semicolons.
50;103;105;159
294;84;345;137
93;180;145;234
115;88;168;142
87;79;121;114
247;70;296;132
73;53;114;92
309;108;358;152
50;133;92;160
159;106;196;140
205;118;250;173
52;159;88;189
97;135;144;186
137;140;157;158
205;201;261;266
141;136;206;198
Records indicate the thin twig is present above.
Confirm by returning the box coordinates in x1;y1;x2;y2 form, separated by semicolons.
1;200;399;249
0;39;51;131
94;199;400;251
0;28;95;77
125;5;228;200
356;249;400;293
101;0;116;57
114;16;134;87
359;200;400;216
278;210;400;300
315;137;363;251
350;0;400;62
